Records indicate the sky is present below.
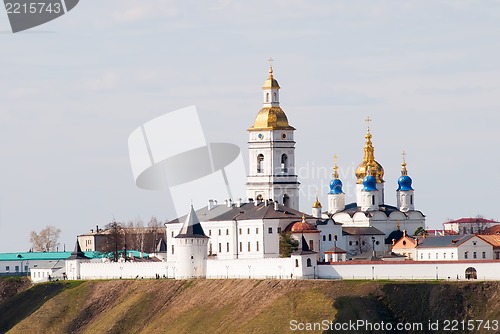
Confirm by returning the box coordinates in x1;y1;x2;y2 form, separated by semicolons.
0;0;499;252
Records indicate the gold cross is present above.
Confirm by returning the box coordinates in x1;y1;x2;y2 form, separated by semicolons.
402;150;407;164
268;57;274;66
365;116;372;131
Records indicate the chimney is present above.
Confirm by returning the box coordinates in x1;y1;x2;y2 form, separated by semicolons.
265;199;269;206
96;225;99;233
274;201;279;211
236;198;242;207
227;199;232;207
208;199;214;210
91;229;94;233
254;199;259;206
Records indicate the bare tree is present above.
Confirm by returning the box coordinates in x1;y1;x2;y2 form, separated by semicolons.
102;221;125;262
30;226;61;252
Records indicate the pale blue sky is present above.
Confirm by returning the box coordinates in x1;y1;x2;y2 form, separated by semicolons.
0;1;499;251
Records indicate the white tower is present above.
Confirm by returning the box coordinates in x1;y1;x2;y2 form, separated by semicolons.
246;61;300;210
312;194;322;219
328;155;345;214
174;206;209;279
65;239;89;280
397;151;415;212
355;117;385;207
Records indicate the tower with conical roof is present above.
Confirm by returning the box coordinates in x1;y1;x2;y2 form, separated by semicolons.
355;117;385;207
396;151;415;212
174;206;209;278
65;239;89;280
246;61;300;210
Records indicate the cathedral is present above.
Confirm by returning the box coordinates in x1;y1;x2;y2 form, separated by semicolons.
164;63;426;277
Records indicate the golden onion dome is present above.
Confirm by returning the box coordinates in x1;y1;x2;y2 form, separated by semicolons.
355;128;384;184
262;66;280;89
249;106;295;130
312;195;322;208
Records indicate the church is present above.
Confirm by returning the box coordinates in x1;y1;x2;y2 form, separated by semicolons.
163;63;426;277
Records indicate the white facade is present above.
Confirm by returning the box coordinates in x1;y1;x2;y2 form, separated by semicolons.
416;236;493;262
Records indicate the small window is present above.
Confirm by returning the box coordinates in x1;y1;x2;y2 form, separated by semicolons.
218;243;222;253
256;228;259;234
209;230;212;236
309;240;314;251
435;253;438;259
277;227;282;233
257;154;264;173
226;243;230;252
239;242;242;252
295;259;299;267
248;242;251;252
464;251;468;259
256;241;259;252
171;231;174;238
371;195;375;205
349;241;353;246
226;229;229;235
443;253;446;259
410;195;413;205
473;252;477;259
355;241;359;246
5;266;9;272
473;241;477;246
482;252;486;259
428;253;431;259
247;228;250;234
218;229;221;236
420;253;423;259
172;245;175;255
362;241;365;246
451;253;454;259
239;228;242;235
266;92;269;102
306;258;312;267
268;227;273;234
328;234;332;241
322;235;326;242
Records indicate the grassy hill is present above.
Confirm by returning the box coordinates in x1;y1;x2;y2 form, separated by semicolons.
1;278;499;334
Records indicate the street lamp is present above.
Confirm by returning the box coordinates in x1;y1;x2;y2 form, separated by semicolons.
226;265;229;279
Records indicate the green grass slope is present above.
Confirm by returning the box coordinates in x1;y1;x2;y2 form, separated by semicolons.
2;279;499;334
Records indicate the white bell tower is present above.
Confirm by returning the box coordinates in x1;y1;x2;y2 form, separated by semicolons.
246;60;300;210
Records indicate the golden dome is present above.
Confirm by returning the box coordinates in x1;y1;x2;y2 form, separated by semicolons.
355;128;384;184
262;66;280;89
249;107;295;130
312;195;322;208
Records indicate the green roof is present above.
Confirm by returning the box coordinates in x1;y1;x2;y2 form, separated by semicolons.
0;251;103;261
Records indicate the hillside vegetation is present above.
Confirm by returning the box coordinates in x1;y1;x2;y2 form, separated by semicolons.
1;279;499;334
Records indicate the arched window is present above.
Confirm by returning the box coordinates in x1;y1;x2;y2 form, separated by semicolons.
283;194;290;207
257;154;264;173
295;259;299;267
371;195;375;205
328;234;332;241
322;235;326;241
273;92;277;102
410;195;413;205
465;267;477;280
266;92;269;102
281;154;288;173
306;258;312;267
